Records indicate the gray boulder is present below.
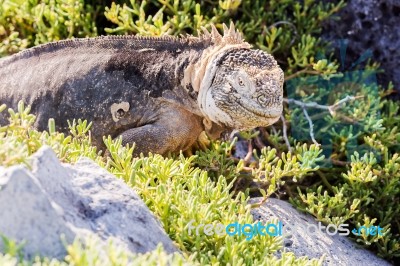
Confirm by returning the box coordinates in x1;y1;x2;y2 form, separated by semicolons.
250;198;391;266
0;146;177;259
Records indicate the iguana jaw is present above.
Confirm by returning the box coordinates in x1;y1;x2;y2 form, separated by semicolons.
201;81;283;130
237;96;282;118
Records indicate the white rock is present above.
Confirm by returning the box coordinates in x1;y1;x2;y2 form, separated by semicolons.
0;146;177;259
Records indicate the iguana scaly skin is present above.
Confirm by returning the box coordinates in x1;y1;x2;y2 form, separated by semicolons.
0;23;284;156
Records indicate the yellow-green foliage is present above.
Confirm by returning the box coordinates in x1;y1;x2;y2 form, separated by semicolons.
103;0;344;77
0;237;193;266
0;0;97;56
289;92;400;260
0;104;325;265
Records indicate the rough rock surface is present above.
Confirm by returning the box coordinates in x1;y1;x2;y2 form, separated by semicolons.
323;0;400;94
0;146;177;259
250;198;391;266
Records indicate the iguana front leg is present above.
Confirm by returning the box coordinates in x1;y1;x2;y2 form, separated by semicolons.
116;108;204;156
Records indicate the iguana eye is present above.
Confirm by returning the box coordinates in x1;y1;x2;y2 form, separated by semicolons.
238;77;245;87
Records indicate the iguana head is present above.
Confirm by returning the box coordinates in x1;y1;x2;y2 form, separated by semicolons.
191;23;284;130
200;48;284;130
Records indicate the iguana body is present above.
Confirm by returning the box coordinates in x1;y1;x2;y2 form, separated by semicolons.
0;23;284;156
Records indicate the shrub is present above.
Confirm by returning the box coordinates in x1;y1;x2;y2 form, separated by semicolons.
0;0;97;56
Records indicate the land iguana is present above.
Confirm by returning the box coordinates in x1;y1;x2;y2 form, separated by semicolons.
0;23;284;156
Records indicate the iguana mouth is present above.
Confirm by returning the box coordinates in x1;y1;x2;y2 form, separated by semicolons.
238;98;282;118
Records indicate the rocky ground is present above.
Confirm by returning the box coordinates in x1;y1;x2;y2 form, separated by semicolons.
0;147;176;259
